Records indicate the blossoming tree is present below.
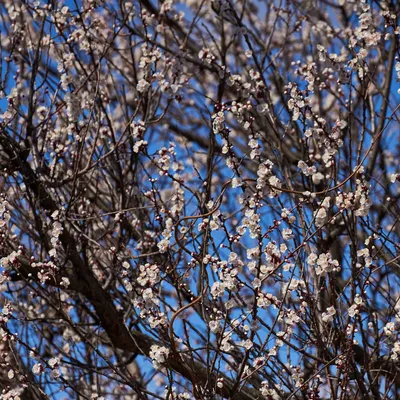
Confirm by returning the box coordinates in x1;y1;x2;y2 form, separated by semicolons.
0;0;400;399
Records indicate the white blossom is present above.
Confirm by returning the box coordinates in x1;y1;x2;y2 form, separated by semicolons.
149;345;170;369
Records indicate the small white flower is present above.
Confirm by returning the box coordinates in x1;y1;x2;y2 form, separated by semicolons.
133;139;148;153
231;177;242;188
209;220;219;231
384;322;395;336
390;173;399;183
157;238;169;253
48;357;60;368
348;304;359;318
240;339;253;350
61;277;70;288
282;228;293;241
312;172;324;185
209;320;221;333
322;306;336;323
32;363;44;375
137;78;150;93
252;278;261;289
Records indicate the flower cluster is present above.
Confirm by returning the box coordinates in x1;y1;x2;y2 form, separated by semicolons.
313;197;331;228
137;263;161;287
322;306;336;323
335;171;371;217
49;210;63;258
307;252;340;276
348;294;364;318
211;253;244;298
0;196;10;229
149;345;170;370
286;82;308;121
